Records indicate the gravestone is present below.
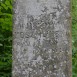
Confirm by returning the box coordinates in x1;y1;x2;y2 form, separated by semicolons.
12;0;72;77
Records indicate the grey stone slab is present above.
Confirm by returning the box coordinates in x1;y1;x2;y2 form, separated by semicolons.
12;0;72;77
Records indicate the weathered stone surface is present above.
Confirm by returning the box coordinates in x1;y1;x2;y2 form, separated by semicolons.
12;0;72;77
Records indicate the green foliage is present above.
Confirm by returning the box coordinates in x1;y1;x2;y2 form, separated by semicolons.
0;0;12;77
0;0;12;31
72;0;77;77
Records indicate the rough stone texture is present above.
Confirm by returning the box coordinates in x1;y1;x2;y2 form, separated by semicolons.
12;0;72;77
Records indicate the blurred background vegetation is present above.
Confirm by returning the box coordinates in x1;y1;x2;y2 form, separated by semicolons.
72;0;77;77
0;0;77;77
0;0;12;77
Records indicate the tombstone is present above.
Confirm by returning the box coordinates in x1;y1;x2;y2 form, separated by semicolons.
12;0;72;77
